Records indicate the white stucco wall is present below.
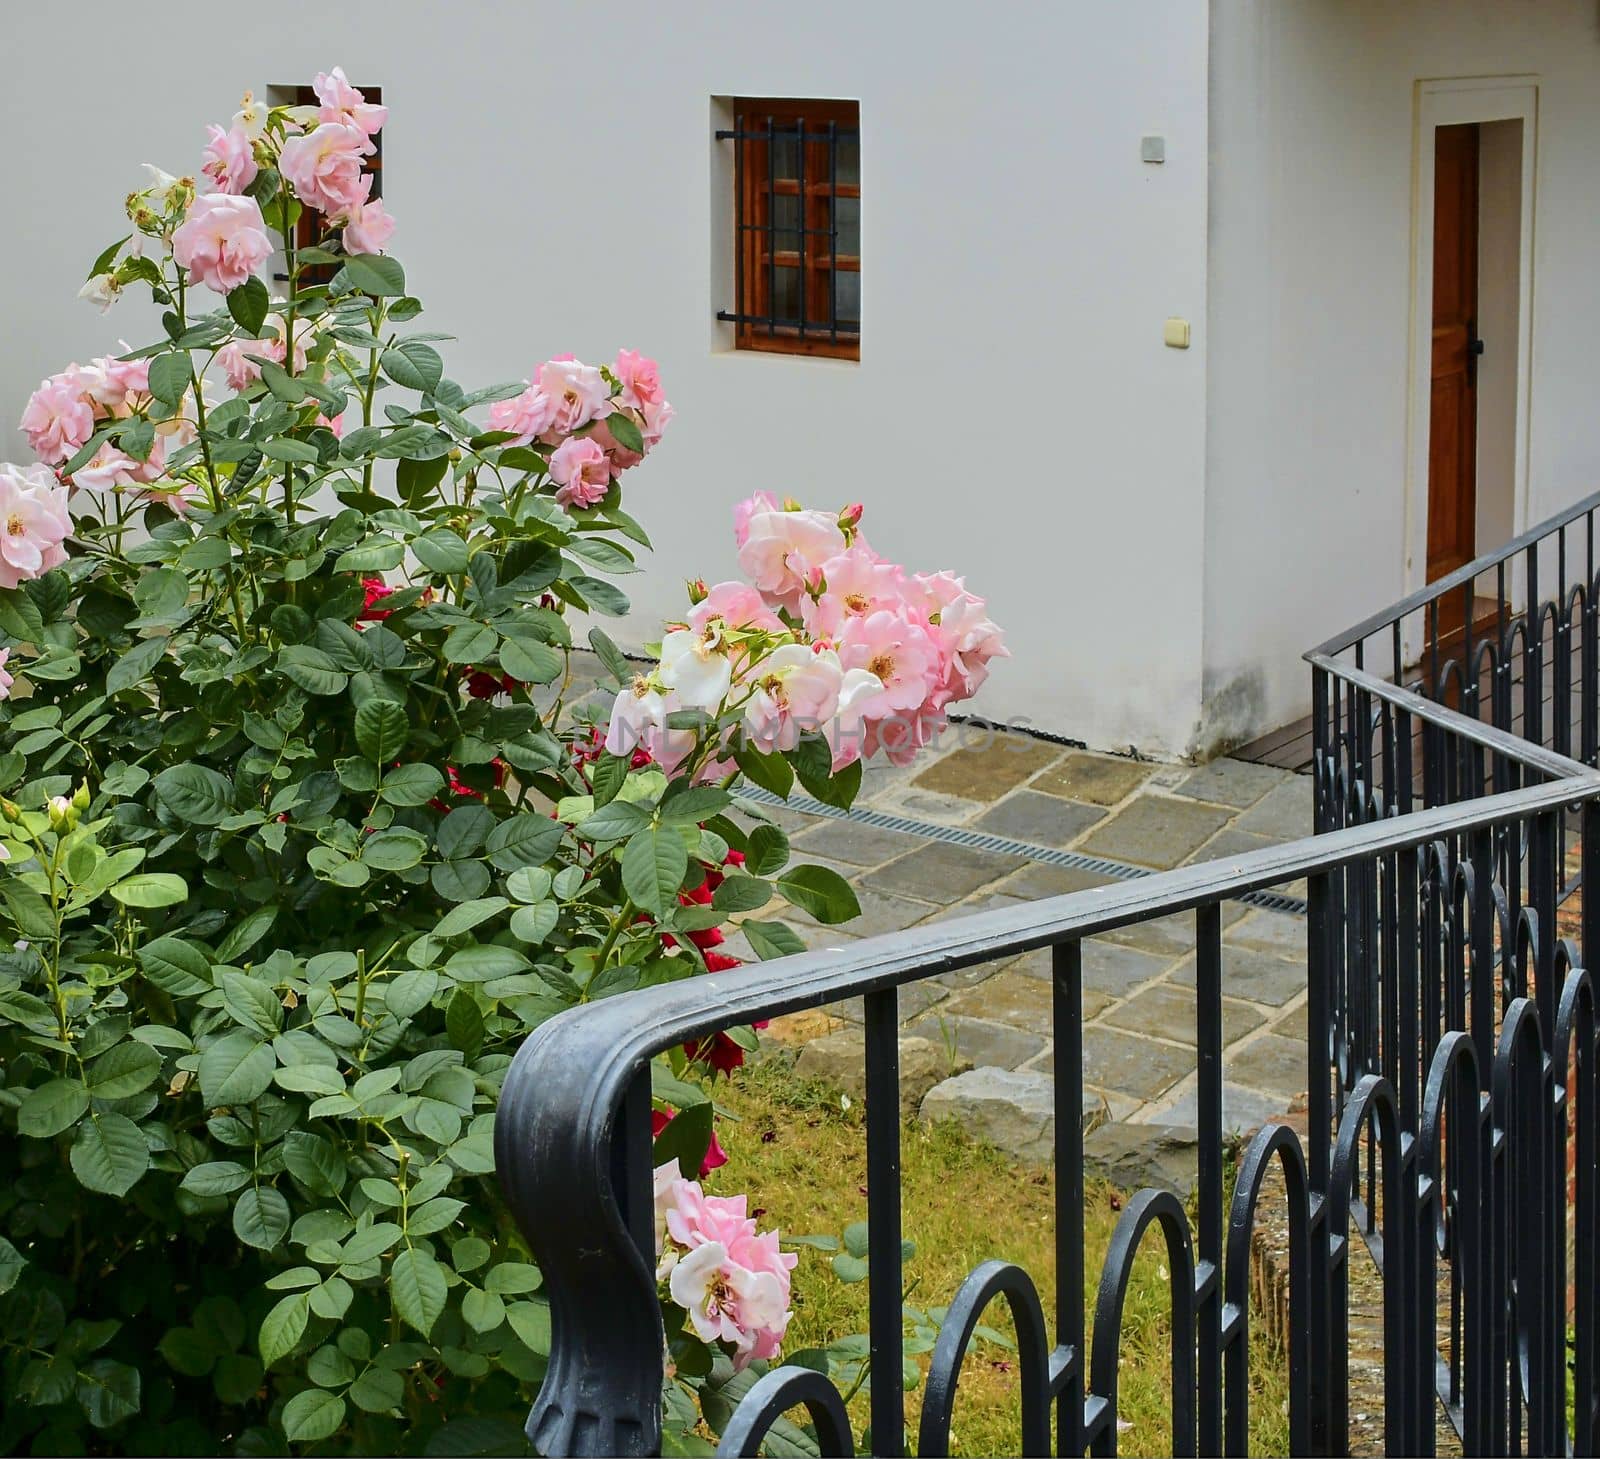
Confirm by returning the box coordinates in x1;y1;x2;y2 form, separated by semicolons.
0;0;1211;755
1202;0;1600;751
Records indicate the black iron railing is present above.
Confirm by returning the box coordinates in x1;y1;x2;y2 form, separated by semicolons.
497;742;1600;1453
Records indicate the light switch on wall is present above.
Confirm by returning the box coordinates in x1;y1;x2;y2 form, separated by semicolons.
1163;317;1191;349
1141;135;1166;163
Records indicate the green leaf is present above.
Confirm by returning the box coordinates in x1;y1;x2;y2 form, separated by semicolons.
443;622;497;664
153;763;234;825
776;865;862;925
461;1288;505;1333
506;1298;551;1355
509;901;558;946
389;1247;447;1337
87;1042;162;1098
793;737;862;810
659;785;733;823
17;1078;89;1138
588;626;630;683
0;1235;26;1294
743;919;808;961
283;1382;348;1439
259;1292;310;1366
147;351;191;406
482;1262;543;1295
258;359;309;404
385;968;439;1019
138;935;212;994
179;1161;251;1197
105;635;167;695
342;253;407;297
445;990;484;1059
485;814;563;872
349;1365;405;1413
219;971;283;1037
590;752;628;809
356;698;410;762
213;1353;264;1405
76;1358;141;1429
620;826;688;918
217;904;278;963
499;637;562;685
227;275;269;334
843;1220;870;1258
363;827;428;872
711;875;772;914
70;1113;149;1196
282;1131;348;1197
410;529;470;575
278;645;347;695
199;1029;275;1106
433;897;509;939
734;746;795;800
109;872;189;908
566;575;629;616
382;341;443;393
574;799;650;843
380;763;445;807
651;1100;713;1177
234;1186;290;1250
745;823;791;877
604;410;645;455
831;1252;870;1283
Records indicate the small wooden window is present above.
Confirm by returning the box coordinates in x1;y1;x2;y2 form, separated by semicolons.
290;84;383;278
718;98;859;360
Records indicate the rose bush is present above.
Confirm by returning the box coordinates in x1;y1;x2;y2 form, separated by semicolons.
0;73;1002;1456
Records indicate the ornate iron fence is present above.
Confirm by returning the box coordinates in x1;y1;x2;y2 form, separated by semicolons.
496;756;1600;1452
493;493;1600;1455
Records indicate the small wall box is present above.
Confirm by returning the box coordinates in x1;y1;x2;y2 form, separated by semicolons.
1163;317;1191;349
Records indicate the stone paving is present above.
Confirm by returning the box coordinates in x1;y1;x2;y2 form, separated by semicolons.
749;726;1318;1162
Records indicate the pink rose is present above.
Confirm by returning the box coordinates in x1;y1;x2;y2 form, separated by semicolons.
20;370;95;465
915;571;1008;702
83;355;151;415
0;647;12;702
837;607;942;718
641;396;675;447
736;500;848;612
214;341;260;393
0;463;72;589
801;545;906;639
613;349;664;411
140;478;201;516
312;67;386;135
687;582;784;635
486;385;556;447
588;416;643;475
172;193;273;293
201;122;259;194
279;122;373;215
733;491;783;549
533;357;612;439
548;436;611;509
340;198;395;255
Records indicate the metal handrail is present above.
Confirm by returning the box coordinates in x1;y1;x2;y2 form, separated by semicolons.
1310;486;1600;658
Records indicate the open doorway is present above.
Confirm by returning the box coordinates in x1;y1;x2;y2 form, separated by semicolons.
1405;79;1537;646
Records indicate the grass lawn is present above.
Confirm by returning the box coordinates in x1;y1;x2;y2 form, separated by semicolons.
709;1056;1291;1455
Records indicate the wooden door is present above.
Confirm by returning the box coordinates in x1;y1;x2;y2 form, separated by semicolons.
1427;123;1480;583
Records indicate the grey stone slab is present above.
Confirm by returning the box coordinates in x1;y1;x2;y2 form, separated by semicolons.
942;968;1113;1035
1170;945;1306;1006
758;805;828;835
920;1066;1107;1162
910;738;1062;802
1233;777;1314;840
1099;911;1197;957
1224;909;1306;960
790;818;927;868
863;842;1025;903
1008;938;1173;995
1270;1001;1308;1039
1150;1081;1289;1135
994;861;1118;899
1078;796;1235;870
876;787;985;824
795;1031;969;1115
1226;1033;1310;1098
1030;752;1156;806
1173;757;1290;810
1082;1122;1199;1196
971;790;1105;848
1186;828;1278;866
1098;984;1267;1048
1077;1025;1193;1101
906;1012;1045;1071
784;887;935;938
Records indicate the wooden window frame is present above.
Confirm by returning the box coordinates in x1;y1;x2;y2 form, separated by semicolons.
728;97;859;361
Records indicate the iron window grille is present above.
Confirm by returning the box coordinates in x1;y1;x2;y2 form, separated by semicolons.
717;99;859;359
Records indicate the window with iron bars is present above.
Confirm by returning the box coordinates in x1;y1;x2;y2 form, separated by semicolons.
717;98;859;360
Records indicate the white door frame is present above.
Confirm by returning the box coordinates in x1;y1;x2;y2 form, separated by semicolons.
1402;76;1539;607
